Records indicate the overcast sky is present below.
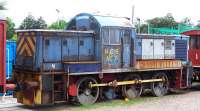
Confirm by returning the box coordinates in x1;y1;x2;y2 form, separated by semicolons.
2;0;200;27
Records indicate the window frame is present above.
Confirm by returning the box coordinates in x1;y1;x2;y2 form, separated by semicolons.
102;28;121;45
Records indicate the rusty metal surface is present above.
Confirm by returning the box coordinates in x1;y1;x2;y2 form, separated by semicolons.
103;45;121;69
135;60;182;70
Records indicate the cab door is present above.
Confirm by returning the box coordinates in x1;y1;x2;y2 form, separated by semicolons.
62;37;78;61
79;37;94;61
122;30;131;68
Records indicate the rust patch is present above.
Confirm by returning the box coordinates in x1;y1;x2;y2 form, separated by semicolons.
135;60;182;70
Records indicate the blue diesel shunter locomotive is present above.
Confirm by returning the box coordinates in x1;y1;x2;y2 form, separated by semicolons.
13;13;192;106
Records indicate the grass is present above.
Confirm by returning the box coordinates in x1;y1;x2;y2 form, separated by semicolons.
68;97;152;111
40;93;157;111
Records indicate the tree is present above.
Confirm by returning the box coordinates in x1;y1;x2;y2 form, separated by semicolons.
181;17;193;26
6;17;15;40
19;15;37;29
140;24;148;33
36;17;47;29
0;2;6;10
135;22;148;33
48;20;67;29
147;13;178;29
19;15;47;29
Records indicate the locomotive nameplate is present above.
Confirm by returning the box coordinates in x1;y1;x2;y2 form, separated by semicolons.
135;60;182;70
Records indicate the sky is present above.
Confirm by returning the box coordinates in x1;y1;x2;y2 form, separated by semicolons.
1;0;200;27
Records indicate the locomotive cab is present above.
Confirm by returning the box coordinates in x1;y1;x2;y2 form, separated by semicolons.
67;13;136;71
189;35;200;66
182;30;200;80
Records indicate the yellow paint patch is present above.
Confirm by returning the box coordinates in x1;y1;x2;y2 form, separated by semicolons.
17;35;36;56
17;37;24;52
124;98;129;102
34;90;42;105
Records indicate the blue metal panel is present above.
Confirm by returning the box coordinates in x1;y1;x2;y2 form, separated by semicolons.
135;39;142;59
43;37;62;70
79;37;94;60
6;41;16;62
95;40;101;60
43;63;63;71
6;41;16;79
123;44;131;67
64;63;101;73
44;38;61;61
6;62;12;79
76;16;90;30
35;36;42;70
175;40;188;61
62;37;78;61
131;29;136;39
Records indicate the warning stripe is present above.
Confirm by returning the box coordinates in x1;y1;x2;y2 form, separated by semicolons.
27;37;36;53
24;38;34;55
17;36;22;45
17;37;24;53
30;37;36;46
17;36;36;56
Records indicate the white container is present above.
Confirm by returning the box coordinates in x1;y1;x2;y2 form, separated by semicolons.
142;39;154;59
164;40;175;59
154;39;164;59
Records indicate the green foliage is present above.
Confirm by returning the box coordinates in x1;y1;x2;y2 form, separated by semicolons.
6;17;15;40
136;13;185;34
135;23;148;33
10;34;17;41
147;13;178;29
48;20;67;29
19;15;47;29
140;24;148;33
37;17;48;29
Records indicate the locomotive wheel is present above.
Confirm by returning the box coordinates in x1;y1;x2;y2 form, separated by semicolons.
76;77;99;105
122;75;142;99
151;72;169;97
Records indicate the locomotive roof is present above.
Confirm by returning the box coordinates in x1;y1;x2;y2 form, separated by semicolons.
16;29;94;34
182;30;200;36
68;13;133;28
93;15;133;27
